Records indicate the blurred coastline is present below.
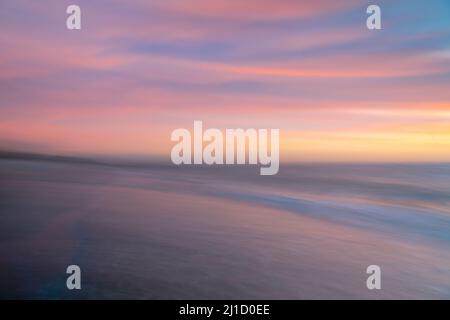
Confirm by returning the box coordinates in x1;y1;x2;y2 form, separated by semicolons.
1;152;450;299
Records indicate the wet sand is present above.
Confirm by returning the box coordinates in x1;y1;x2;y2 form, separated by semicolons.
1;159;450;299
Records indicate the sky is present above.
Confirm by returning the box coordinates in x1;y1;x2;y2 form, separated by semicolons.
1;0;450;162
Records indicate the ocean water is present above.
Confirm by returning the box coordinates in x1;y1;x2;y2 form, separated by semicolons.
1;158;450;299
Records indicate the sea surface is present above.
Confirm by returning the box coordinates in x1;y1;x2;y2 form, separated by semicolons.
1;158;450;299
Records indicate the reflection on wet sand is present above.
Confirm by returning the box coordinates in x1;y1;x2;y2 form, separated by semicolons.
1;158;450;299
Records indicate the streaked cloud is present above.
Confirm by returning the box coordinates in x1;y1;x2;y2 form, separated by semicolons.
0;0;449;161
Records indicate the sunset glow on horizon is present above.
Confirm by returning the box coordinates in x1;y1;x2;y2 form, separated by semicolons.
1;0;450;162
